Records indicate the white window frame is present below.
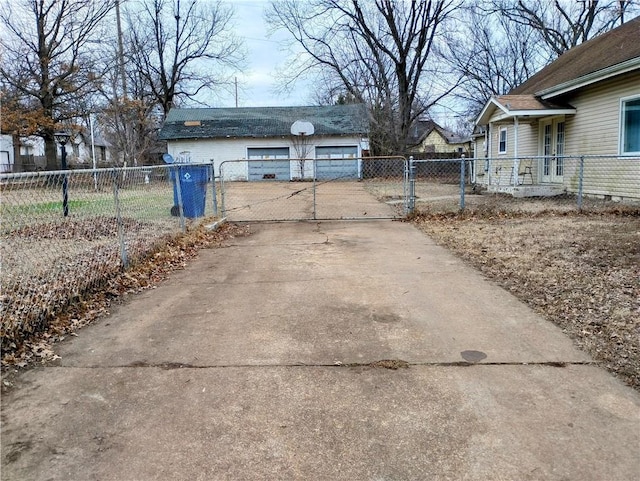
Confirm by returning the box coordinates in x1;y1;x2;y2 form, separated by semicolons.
498;127;507;154
620;94;640;155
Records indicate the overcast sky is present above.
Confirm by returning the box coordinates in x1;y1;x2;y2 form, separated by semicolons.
214;0;458;126
217;0;312;108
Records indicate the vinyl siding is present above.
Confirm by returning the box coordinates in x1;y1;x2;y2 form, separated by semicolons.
490;124;513;157
563;70;640;199
483;123;514;185
565;155;640;199
480;70;640;198
564;70;640;155
517;122;538;157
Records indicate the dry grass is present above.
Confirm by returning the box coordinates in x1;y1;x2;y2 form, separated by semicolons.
412;199;640;389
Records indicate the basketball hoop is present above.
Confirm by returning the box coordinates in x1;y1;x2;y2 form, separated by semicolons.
291;120;315;136
290;120;315;180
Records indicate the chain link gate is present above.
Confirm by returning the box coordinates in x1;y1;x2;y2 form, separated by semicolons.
219;156;410;221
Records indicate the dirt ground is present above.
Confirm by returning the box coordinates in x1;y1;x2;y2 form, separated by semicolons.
412;196;640;389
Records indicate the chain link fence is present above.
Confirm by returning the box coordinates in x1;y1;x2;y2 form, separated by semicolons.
407;155;640;214
470;155;640;211
3;155;637;352
219;156;409;221
407;157;471;212
1;163;217;352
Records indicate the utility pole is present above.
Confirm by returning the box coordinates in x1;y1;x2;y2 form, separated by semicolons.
115;0;127;99
235;77;238;107
115;0;130;166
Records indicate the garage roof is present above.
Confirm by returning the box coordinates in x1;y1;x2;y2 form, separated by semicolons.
158;104;369;140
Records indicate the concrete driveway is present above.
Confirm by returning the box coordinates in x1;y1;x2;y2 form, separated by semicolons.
2;221;639;480
221;181;402;221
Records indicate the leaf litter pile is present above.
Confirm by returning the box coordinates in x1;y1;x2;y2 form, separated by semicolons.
1;218;249;368
412;203;640;389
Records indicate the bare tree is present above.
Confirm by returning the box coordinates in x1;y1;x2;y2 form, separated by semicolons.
445;5;544;118
267;0;461;155
0;0;115;169
126;0;244;118
95;58;161;166
489;0;638;59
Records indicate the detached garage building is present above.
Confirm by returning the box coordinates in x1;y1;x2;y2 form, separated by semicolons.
158;104;369;181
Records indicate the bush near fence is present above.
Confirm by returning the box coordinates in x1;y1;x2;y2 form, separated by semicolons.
0;164;216;354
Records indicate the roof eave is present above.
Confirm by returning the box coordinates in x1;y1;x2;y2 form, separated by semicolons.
495;108;576;121
475;98;509;126
160;131;367;141
538;57;640;100
476;102;577;125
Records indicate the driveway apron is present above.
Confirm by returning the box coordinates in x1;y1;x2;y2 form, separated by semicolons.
2;221;639;481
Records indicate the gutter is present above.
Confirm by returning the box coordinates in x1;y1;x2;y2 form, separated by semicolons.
538;57;640;100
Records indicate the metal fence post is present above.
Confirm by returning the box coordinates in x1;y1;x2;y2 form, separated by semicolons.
408;156;416;214
210;161;218;217
460;154;466;211
313;158;317;220
403;158;409;214
220;166;227;218
577;156;584;210
112;168;129;269
174;165;186;232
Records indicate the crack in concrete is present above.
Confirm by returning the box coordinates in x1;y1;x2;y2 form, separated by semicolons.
51;360;597;370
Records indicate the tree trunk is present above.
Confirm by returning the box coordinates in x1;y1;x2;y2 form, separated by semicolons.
12;134;23;172
44;132;58;171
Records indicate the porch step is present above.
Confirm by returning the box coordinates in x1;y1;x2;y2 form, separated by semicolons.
487;184;566;197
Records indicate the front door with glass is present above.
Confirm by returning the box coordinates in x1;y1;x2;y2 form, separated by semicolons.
540;118;565;183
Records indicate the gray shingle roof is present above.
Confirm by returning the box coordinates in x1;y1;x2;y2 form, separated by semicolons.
510;15;640;96
158;104;369;140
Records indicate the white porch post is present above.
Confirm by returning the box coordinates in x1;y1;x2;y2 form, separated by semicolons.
512;116;519;186
487;123;492;185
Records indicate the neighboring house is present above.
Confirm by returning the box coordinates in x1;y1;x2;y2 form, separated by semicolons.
0;130;113;172
13;136;46;171
407;119;471;155
67;133;111;167
474;16;640;200
0;134;14;173
158;104;369;180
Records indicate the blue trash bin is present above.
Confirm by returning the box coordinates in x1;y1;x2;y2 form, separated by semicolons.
170;165;208;218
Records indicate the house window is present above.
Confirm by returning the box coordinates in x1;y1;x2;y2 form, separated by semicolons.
72;143;80;158
498;127;507;154
621;96;640;154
